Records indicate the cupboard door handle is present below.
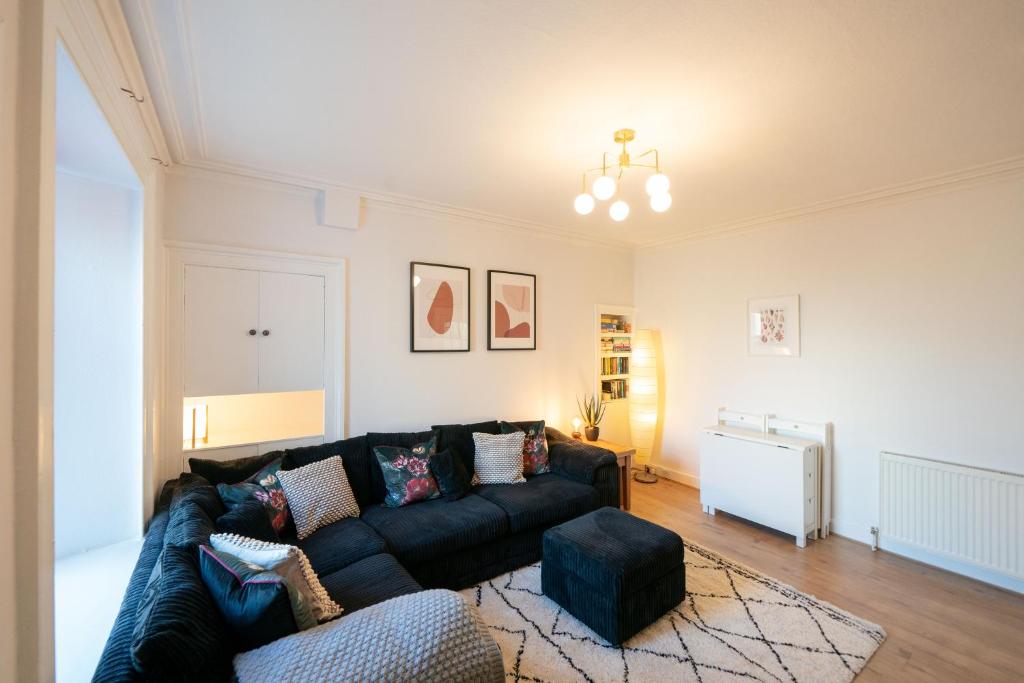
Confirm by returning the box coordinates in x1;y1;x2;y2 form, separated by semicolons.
262;329;271;336
248;329;257;336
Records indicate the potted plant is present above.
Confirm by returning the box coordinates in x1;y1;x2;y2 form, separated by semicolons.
576;394;607;441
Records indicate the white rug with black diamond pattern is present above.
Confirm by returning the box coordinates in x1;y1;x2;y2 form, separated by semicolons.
460;541;885;682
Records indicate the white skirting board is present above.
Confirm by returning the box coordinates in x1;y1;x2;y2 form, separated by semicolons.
649;465;700;489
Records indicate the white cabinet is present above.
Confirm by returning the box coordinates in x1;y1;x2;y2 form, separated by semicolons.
700;425;820;547
184;266;260;396
257;271;325;393
183;265;325;397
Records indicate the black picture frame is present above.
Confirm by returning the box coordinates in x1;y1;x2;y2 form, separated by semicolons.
410;261;471;352
487;270;537;351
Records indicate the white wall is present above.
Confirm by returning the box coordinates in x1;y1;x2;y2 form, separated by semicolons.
53;172;142;558
162;169;634;471
635;175;1024;544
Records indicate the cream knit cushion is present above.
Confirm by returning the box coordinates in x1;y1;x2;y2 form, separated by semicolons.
277;455;360;540
210;533;342;622
471;431;526;485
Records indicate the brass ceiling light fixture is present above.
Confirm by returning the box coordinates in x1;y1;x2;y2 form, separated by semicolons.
574;128;671;221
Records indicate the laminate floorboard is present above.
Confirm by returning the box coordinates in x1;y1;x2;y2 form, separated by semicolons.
629;478;1024;681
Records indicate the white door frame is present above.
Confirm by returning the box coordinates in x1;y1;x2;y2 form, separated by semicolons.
163;242;346;485
16;1;170;679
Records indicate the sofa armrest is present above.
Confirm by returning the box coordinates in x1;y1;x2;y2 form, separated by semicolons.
548;439;620;508
548;438;616;482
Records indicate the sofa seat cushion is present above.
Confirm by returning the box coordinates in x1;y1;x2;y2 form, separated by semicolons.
295;517;388;576
474;473;601;533
318;553;422;613
361;494;509;565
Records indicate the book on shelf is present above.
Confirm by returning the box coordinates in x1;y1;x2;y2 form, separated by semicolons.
599;316;633;334
601;356;630;376
600;378;629;400
600;340;632;353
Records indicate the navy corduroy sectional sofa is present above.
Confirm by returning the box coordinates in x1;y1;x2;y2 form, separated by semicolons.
93;420;619;681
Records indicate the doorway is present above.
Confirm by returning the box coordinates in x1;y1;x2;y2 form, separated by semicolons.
52;43;144;682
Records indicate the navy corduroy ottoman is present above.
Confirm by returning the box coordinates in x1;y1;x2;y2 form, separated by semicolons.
542;507;685;645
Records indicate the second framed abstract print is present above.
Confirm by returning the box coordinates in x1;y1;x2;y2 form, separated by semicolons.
410;262;470;352
487;270;536;350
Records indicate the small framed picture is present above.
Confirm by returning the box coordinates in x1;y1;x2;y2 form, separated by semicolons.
748;295;800;357
487;270;536;350
410;262;470;352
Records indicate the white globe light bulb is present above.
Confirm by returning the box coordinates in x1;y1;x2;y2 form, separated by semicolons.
609;199;630;222
592;175;616;201
645;173;670;197
650;192;672;213
573;193;595;215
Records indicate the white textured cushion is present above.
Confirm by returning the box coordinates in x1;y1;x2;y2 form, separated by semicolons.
210;533;342;622
277;455;360;539
471;431;526;485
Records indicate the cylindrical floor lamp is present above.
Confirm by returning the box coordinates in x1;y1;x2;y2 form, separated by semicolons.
629;329;662;483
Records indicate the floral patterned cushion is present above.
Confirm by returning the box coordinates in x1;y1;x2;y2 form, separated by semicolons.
500;420;550;475
373;436;441;507
217;459;291;535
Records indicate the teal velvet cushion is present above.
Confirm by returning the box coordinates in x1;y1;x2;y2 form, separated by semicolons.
198;545;314;651
372;436;442;507
217;459;292;536
500;420;551;475
428;449;470;501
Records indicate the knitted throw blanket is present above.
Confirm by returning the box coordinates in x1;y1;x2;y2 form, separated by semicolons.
233;589;504;683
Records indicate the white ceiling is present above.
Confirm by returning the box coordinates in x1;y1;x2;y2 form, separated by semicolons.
125;0;1024;246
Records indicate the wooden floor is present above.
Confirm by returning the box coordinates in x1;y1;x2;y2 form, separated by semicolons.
629;478;1024;682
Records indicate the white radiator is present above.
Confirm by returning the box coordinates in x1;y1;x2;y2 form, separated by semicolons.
879;451;1023;593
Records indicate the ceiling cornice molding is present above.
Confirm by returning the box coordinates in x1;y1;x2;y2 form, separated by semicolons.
91;0;170;164
171;158;635;250
637;154;1024;251
128;0;187;161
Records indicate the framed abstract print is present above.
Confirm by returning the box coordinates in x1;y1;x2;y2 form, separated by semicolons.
748;294;800;357
410;262;470;352
487;270;536;350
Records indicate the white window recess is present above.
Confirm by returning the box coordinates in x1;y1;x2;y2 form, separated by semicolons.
165;243;345;480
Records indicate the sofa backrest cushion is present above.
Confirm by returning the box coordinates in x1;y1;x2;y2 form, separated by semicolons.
280;436;375;508
188;451;280;486
431;421;501;477
171;473;225;521
130;544;233;681
164;498;218;552
365;431;437;505
216;498;279;542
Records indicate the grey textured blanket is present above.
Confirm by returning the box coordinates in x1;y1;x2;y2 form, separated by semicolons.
233;589;504;682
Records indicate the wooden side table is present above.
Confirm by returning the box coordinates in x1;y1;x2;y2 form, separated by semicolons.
584;439;635;511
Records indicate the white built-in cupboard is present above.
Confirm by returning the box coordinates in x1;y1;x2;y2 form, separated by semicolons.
165;243;345;479
184;266;325;396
